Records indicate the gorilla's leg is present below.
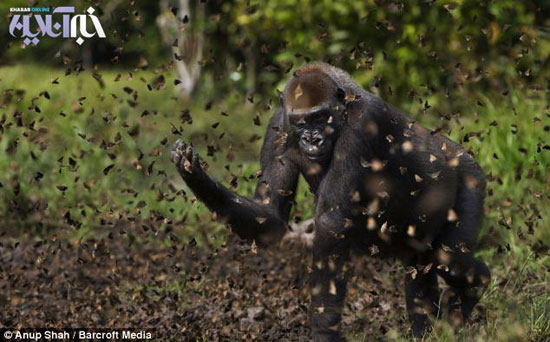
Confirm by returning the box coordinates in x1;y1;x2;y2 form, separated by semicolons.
436;252;490;321
436;167;490;321
404;253;441;338
310;213;350;342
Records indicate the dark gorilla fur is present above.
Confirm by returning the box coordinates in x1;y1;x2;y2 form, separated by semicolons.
170;62;491;341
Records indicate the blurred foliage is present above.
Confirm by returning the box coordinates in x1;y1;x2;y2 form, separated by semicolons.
2;1;550;107
199;0;550;106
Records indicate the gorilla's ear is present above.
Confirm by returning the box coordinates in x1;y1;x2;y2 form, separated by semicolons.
336;87;346;103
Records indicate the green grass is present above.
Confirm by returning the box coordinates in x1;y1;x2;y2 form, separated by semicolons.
0;64;548;341
0;64;272;244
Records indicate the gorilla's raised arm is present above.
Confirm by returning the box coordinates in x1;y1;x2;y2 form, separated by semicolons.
170;110;299;246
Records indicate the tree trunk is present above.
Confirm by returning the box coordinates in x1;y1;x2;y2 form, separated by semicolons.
157;0;204;97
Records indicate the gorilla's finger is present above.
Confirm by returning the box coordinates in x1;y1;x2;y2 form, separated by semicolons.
185;145;193;159
170;150;180;164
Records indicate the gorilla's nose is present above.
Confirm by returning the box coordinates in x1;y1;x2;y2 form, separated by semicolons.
302;131;323;145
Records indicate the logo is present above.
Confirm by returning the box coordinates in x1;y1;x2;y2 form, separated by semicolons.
9;6;106;46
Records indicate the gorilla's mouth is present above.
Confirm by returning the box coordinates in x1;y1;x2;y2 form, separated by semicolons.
300;141;330;160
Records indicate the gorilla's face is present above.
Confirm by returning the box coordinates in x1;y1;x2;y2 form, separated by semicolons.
289;108;340;162
281;71;347;164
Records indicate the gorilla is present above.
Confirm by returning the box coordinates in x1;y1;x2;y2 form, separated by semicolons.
170;62;491;341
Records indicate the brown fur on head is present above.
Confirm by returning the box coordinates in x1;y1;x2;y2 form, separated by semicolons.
280;65;349;163
283;70;341;115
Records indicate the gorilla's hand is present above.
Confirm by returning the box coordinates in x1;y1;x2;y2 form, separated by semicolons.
170;139;205;181
282;218;315;249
